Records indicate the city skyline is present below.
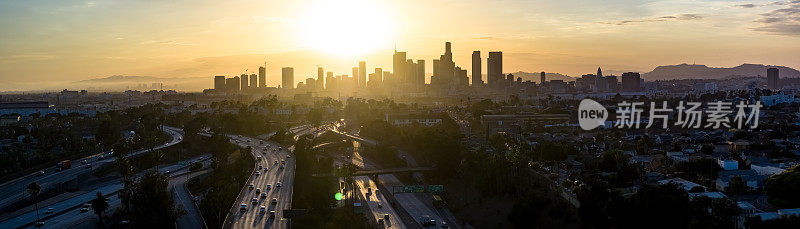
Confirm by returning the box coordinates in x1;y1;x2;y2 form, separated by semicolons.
2;0;800;91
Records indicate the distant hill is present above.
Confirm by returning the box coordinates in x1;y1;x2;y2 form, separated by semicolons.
642;64;800;81
509;71;576;83
75;75;164;83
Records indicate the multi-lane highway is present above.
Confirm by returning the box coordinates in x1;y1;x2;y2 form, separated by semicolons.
0;126;184;213
227;135;296;229
1;154;209;229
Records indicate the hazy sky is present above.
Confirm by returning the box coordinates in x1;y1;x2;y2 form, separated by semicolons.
1;0;799;91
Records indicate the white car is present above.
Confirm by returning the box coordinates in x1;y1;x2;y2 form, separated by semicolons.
255;171;260;176
251;198;258;204
240;204;247;212
276;182;282;187
257;156;262;160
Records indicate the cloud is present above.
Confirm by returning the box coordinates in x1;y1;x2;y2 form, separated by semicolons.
602;14;703;25
751;1;800;35
737;4;757;8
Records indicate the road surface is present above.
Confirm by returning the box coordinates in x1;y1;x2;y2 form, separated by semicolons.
0;126;184;213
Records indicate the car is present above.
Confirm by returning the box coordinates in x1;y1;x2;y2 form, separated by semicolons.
255;188;260;194
261;193;267;198
259;205;266;214
255;171;260;176
441;222;449;228
248;184;254;190
377;218;384;226
281;160;285;164
274;160;278;164
35;221;44;226
81;160;87;164
240;204;247;212
286;154;291;158
269;210;276;218
385;214;390;220
85;164;92;169
279;165;284;169
257;155;262;160
271;198;277;205
45;208;54;214
266;184;272;190
251;198;258;204
81;206;89;213
258;165;263;170
37;170;45;176
264;167;269;171
378;203;383;208
276;182;282;187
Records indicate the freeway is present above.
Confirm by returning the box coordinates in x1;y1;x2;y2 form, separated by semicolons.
333;128;457;228
0;126;184;213
3;154;209;229
227;134;296;229
353;176;406;229
226;126;328;229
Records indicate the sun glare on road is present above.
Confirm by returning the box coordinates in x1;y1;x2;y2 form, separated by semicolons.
295;0;396;56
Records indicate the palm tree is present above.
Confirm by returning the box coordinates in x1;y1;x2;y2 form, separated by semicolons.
26;182;41;227
91;192;109;225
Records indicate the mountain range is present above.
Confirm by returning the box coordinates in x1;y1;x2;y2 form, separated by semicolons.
641;63;800;81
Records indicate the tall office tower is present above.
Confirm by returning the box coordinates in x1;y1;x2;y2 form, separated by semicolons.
435;42;455;86
540;72;546;84
597;67;603;78
406;59;416;87
258;66;266;88
282;67;294;89
417;60;425;86
606;75;618;92
240;74;249;90
227;76;241;92
325;74;336;90
432;59;440;85
214;76;226;91
358;61;366;88
249;74;257;90
767;68;780;90
372;68;382;86
472;51;482;86
621;72;641;92
317;67;324;90
352;67;359;88
456;67;468;86
393;51;407;85
487;51;503;86
383;71;392;84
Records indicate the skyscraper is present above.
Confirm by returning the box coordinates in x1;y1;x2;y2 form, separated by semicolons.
487;52;503;86
352;67;359;88
227;76;240;92
282;67;294;89
621;72;641;92
372;68;382;87
249;74;257;90
472;51;482;86
240;74;248;90
540;72;546;84
359;61;366;88
258;66;266;88
393;51;407;85
767;67;780;90
417;60;425;86
214;76;226;91
317;67;325;91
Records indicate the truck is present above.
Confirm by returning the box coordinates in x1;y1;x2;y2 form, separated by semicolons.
59;160;71;170
432;194;444;209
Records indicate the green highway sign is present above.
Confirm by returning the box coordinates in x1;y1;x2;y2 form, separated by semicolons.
415;185;424;193
402;186;415;193
429;185;444;193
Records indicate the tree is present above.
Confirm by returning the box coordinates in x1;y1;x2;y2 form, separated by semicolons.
91;192;109;225
26;182;42;226
128;170;184;227
727;176;749;196
765;165;800;208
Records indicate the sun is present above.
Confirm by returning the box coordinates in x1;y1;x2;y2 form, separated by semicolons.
295;0;396;57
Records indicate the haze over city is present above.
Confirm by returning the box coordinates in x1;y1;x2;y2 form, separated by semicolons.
3;1;800;229
1;0;800;91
